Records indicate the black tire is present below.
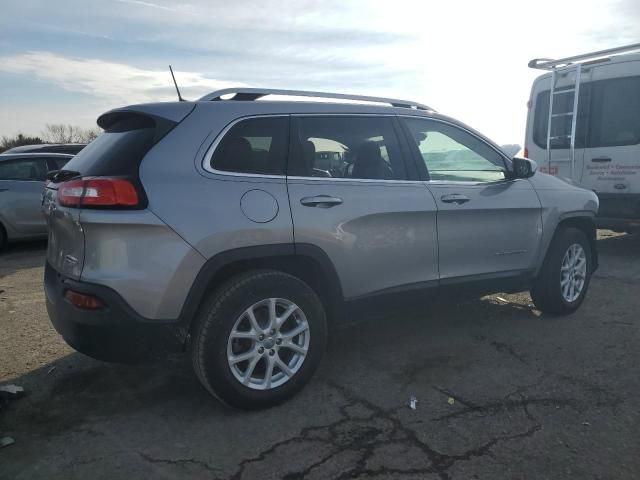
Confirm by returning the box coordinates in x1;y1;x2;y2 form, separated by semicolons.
191;269;327;409
530;227;592;315
0;223;7;252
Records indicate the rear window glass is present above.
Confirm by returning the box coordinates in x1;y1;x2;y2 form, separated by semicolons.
210;117;289;175
0;158;48;181
61;116;157;176
52;157;70;170
533;76;640;150
532;87;589;150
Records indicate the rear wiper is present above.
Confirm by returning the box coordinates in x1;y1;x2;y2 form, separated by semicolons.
46;169;81;183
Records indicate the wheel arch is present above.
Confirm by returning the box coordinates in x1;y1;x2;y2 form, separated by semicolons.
538;214;598;276
177;243;344;343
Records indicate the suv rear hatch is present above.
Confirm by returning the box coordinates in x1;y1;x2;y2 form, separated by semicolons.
43;103;194;279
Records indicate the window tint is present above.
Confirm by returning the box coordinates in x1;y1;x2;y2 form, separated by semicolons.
63;115;158;176
290;116;407;180
0;159;48;181
403;118;506;182
211;117;289;175
52;157;70;170
588;76;640;147
532;88;589;150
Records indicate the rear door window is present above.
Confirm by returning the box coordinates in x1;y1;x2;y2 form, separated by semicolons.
587;76;640;147
210;116;289;175
0;158;48;181
289;116;407;180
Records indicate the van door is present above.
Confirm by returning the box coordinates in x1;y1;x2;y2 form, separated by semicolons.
526;68;592;184
286;115;439;300
579;64;640;197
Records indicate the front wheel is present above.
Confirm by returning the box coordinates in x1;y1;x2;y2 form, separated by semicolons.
191;270;327;409
530;227;593;315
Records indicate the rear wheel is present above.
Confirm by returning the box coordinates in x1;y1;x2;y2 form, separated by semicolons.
0;223;7;251
530;227;592;315
191;270;327;409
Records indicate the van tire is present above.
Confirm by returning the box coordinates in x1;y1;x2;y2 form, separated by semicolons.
191;269;327;409
530;227;592;315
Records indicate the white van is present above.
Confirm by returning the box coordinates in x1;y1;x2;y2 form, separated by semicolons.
525;44;640;232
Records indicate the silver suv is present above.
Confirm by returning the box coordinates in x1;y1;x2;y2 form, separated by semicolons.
43;88;599;409
0;152;73;249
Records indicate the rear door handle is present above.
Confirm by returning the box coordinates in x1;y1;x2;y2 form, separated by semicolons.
300;195;343;208
440;194;470;205
592;156;612;163
0;188;9;192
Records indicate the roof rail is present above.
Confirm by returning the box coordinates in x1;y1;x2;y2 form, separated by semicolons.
198;88;435;111
529;43;640;70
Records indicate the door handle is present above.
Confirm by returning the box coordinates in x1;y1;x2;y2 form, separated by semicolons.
440;194;470;205
0;188;9;192
300;195;343;208
592;156;612;163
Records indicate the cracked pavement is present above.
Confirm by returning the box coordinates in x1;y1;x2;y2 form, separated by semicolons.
1;232;639;479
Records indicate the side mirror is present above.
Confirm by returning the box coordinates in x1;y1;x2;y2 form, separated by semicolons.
511;156;538;179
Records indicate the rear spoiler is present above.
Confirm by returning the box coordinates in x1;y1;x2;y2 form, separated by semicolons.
97;102;196;130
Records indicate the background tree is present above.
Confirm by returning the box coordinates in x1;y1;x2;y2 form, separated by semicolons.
42;124;101;144
0;134;44;153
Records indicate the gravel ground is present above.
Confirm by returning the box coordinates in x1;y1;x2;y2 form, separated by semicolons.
0;231;638;479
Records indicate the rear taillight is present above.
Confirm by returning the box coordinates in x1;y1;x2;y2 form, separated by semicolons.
523;147;529;158
58;178;140;208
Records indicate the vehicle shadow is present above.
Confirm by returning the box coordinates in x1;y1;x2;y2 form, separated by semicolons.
595;231;639;278
0;240;47;280
0;293;543;438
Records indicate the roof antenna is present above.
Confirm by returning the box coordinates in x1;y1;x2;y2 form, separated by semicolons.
169;65;185;102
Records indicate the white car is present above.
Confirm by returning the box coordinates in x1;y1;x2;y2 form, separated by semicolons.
526;43;640;233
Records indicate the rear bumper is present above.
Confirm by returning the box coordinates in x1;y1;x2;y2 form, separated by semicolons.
44;262;183;362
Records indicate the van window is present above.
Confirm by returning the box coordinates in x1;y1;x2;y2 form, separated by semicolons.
532;88;589;150
0;158;48;181
403;118;506;182
211;117;289;175
588;76;640;147
289;116;407;180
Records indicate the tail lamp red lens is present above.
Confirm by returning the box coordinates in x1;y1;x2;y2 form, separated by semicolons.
58;178;139;207
64;290;104;310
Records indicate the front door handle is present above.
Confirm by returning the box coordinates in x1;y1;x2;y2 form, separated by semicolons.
0;188;9;192
440;194;470;205
592;156;612;163
300;195;343;208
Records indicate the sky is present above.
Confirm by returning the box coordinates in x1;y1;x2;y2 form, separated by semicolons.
1;0;638;145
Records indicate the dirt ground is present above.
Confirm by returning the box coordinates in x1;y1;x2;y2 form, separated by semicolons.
0;231;639;479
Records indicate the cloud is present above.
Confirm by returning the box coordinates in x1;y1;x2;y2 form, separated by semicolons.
114;0;177;11
0;51;241;103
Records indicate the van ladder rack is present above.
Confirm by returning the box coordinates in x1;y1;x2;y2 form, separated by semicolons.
528;43;640;70
529;43;640;178
198;88;435;111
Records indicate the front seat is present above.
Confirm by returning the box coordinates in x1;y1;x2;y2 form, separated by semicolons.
351;142;393;180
